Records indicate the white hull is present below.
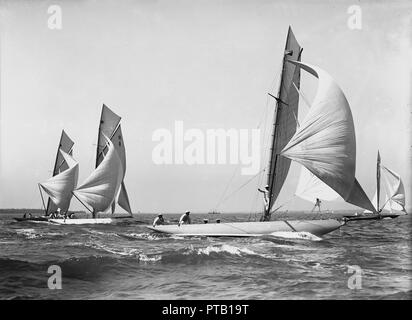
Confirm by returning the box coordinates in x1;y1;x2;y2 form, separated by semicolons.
147;219;344;237
49;218;113;225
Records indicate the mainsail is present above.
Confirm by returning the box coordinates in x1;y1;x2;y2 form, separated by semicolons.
295;166;340;203
96;104;132;214
73;137;123;214
265;26;302;219
280;61;376;213
46;130;75;216
39;150;79;213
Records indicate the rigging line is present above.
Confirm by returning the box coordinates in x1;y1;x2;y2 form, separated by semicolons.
249;169;265;221
380;170;394;212
216;169;265;208
38;184;47;215
292;82;311;110
55;145;75;173
269;194;298;215
214;166;239;210
98;122;122;164
72;191;94;215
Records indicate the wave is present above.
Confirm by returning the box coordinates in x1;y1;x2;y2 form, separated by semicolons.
189;244;259;257
117;232;163;241
264;231;323;241
14;228;69;240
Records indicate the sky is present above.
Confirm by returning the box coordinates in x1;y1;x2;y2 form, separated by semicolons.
0;0;411;213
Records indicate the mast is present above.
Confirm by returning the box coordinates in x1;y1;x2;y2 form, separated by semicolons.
46;130;74;216
95;105;132;214
264;26;302;221
376;151;381;213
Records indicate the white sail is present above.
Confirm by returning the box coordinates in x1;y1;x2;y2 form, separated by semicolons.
46;130;75;216
365;164;406;213
381;165;406;210
96;105;132;214
295;166;340;203
73;136;123;213
39;150;79;213
280;61;376;213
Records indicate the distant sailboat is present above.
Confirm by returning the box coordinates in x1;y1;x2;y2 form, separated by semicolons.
96;104;133;216
147;27;376;238
347;152;407;221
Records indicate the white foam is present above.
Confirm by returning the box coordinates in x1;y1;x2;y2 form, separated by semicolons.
126;233;160;241
265;231;323;241
194;244;258;256
15;228;41;239
88;242;162;262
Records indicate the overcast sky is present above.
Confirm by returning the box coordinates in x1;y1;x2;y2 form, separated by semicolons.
0;0;411;213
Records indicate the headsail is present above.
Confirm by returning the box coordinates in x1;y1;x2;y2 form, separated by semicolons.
265;26;302;219
280;61;376;213
96;105;132;214
46;130;75;216
73;136;123;214
39;150;79;214
96;104;121;167
366;165;406;213
380;165;406;212
295;166;340;203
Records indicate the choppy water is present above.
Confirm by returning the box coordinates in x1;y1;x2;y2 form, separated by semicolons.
0;213;410;300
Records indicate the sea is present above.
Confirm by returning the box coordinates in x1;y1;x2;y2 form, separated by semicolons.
0;211;410;300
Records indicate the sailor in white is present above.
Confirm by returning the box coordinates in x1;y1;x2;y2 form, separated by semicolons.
178;211;191;226
153;214;165;227
258;185;270;211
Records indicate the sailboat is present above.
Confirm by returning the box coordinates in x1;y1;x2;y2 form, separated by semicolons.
14;130;78;222
345;151;407;221
49;105;132;224
147;27;376;238
50;135;124;224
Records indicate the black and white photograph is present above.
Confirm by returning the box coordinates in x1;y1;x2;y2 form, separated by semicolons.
0;0;410;304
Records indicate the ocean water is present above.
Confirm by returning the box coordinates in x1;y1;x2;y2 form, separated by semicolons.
0;212;410;300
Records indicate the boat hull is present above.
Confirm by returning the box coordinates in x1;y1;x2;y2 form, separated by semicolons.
344;214;400;221
147;219;343;237
49;218;113;225
14;217;49;222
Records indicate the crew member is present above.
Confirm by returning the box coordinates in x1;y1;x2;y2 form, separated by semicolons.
258;185;270;211
153;214;165;227
311;198;322;213
178;211;191;226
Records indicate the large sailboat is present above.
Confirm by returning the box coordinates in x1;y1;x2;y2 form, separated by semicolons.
147;27;377;238
345;151;407;221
